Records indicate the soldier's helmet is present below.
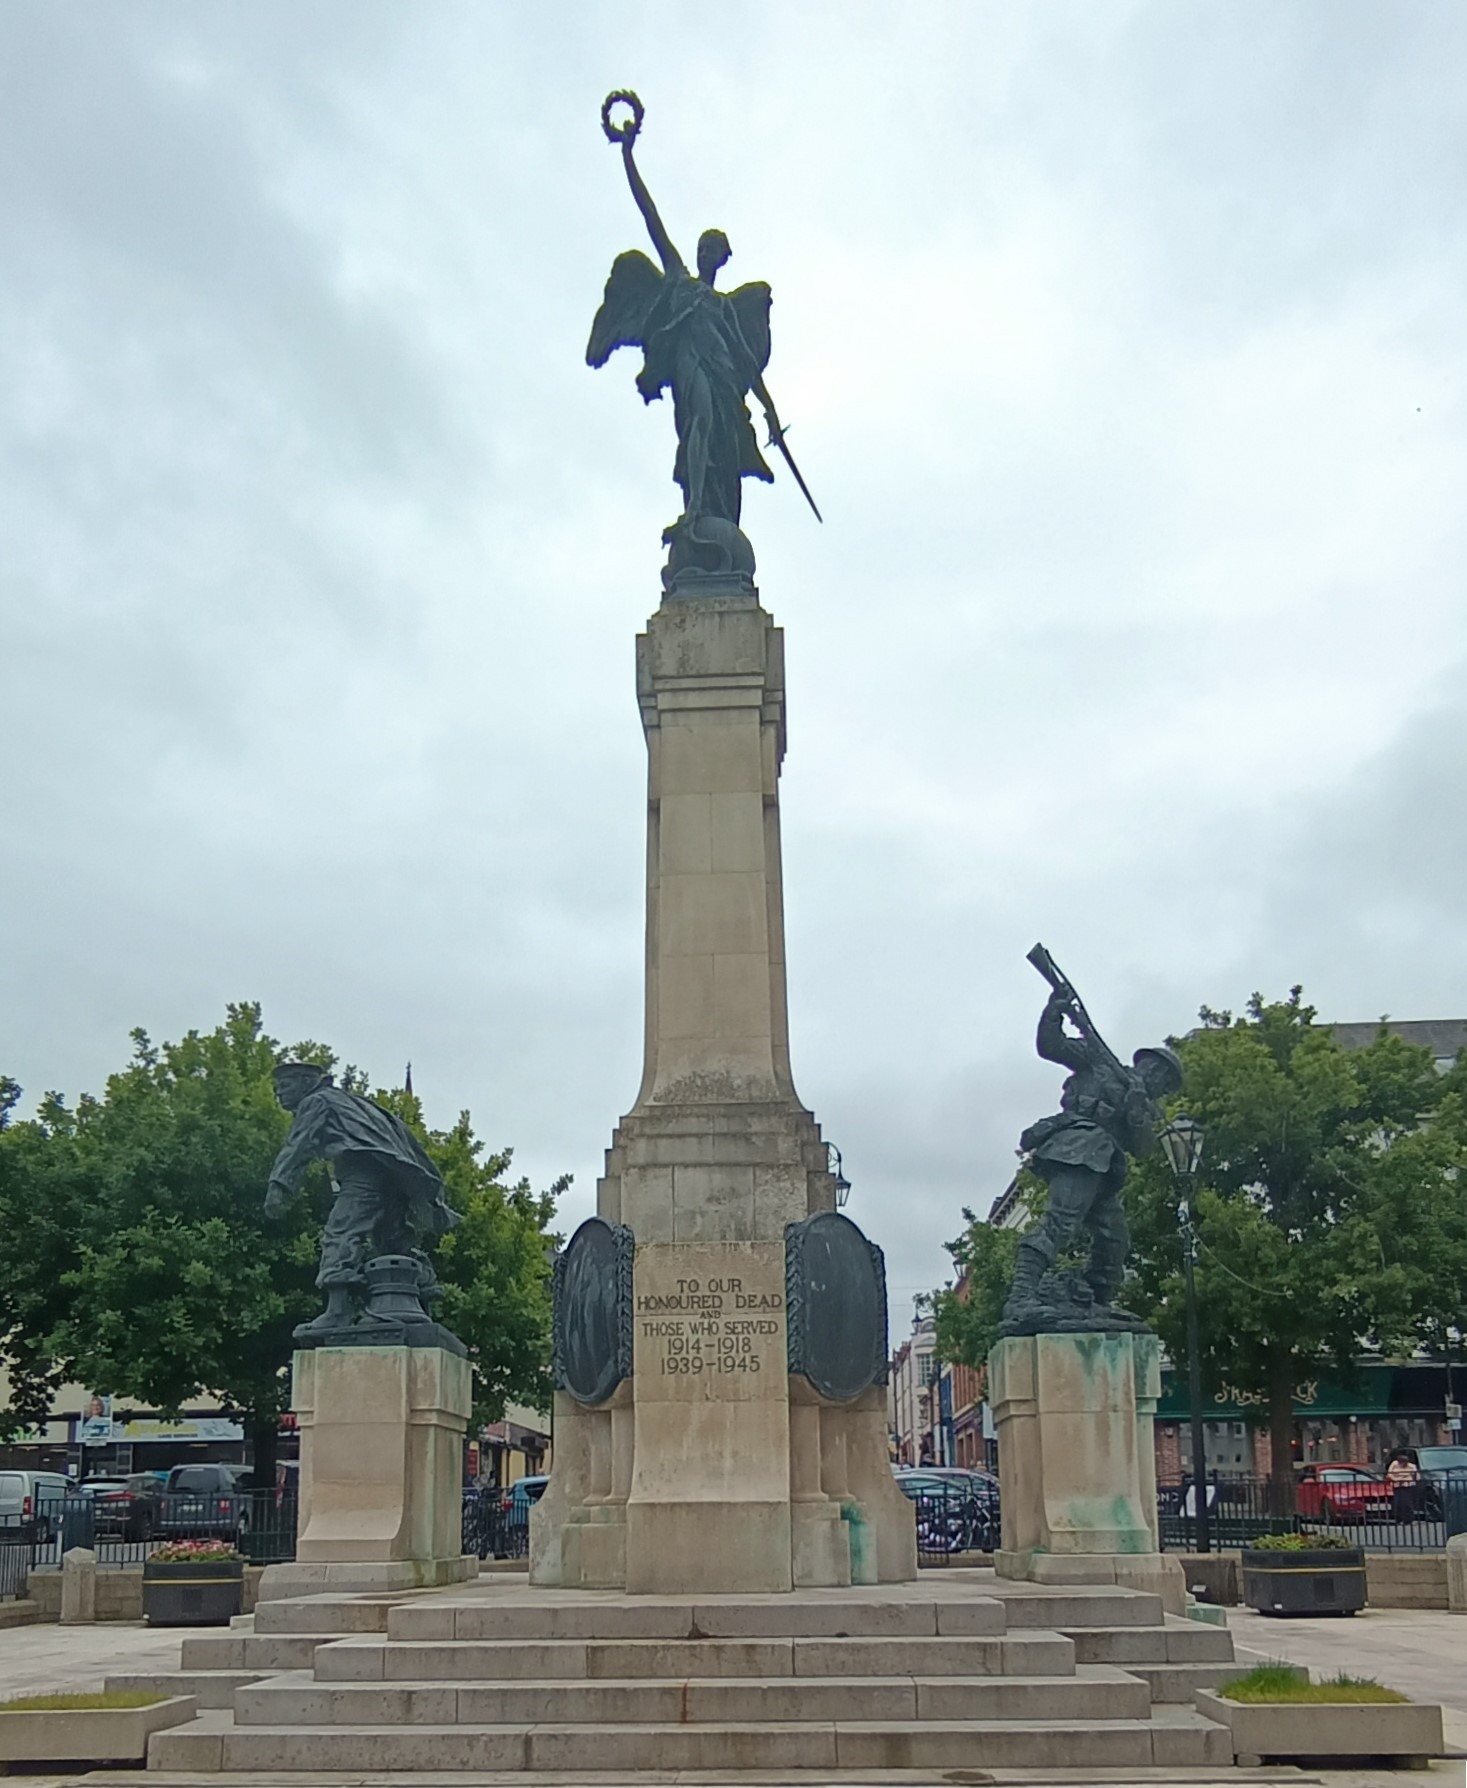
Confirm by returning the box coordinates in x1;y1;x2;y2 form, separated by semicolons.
1131;1044;1183;1094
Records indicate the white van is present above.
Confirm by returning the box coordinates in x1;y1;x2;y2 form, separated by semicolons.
0;1470;74;1539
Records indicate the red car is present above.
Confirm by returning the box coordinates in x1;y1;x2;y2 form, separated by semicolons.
1295;1465;1391;1524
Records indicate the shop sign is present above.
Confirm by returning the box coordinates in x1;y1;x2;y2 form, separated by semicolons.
112;1416;244;1442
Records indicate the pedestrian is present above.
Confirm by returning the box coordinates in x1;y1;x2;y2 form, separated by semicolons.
1385;1448;1421;1521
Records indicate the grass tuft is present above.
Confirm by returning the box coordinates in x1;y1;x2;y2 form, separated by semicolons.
0;1690;169;1712
1220;1662;1408;1705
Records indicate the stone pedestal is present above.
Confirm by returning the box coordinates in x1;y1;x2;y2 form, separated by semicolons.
532;591;914;1593
1447;1532;1467;1612
258;1344;475;1601
59;1548;97;1624
989;1330;1184;1614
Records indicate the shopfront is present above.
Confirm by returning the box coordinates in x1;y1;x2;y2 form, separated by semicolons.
1155;1360;1463;1480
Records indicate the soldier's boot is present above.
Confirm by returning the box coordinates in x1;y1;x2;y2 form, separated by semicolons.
300;1284;357;1332
1085;1229;1128;1311
1003;1236;1051;1315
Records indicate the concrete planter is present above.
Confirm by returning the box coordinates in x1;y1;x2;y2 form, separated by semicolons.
0;1694;195;1763
1195;1688;1443;1767
1240;1545;1365;1615
142;1557;244;1625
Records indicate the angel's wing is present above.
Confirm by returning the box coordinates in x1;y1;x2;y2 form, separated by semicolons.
725;280;772;377
586;250;664;368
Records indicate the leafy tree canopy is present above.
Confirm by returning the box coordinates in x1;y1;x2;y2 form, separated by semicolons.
1125;990;1466;1489
932;1175;1041;1372
0;1004;562;1458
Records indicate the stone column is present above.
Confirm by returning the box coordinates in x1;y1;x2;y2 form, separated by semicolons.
989;1330;1184;1613
533;589;912;1592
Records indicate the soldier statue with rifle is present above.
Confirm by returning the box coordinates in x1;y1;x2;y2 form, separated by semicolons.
587;91;820;594
1001;946;1183;1336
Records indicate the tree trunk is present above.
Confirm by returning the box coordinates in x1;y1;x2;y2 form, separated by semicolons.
1267;1349;1296;1516
246;1409;279;1491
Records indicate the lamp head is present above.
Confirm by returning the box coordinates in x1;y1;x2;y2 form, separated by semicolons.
1158;1113;1205;1181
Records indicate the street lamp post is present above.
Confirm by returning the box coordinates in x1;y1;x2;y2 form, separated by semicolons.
1159;1115;1210;1555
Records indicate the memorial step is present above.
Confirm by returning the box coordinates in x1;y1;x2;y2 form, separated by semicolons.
106;1669;270;1710
1060;1621;1236;1665
1124;1658;1245;1702
232;1663;1149;1726
180;1632;345;1672
149;1711;1231;1773
251;1593;403;1635
387;1590;1007;1641
309;1629;1077;1682
985;1583;1166;1626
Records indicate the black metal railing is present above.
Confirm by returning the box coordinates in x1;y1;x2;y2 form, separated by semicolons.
0;1517;30;1600
909;1488;1000;1567
22;1489;298;1569
1158;1471;1467;1553
462;1488;529;1560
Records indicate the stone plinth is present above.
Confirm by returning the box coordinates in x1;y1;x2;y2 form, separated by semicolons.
1447;1532;1467;1612
989;1330;1184;1614
532;591;913;1593
259;1344;474;1600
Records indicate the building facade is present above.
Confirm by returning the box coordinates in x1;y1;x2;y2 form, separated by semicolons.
888;1315;938;1465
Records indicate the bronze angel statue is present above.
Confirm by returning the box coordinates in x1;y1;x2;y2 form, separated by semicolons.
588;92;819;592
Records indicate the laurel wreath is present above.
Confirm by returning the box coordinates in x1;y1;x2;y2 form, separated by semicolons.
601;90;644;146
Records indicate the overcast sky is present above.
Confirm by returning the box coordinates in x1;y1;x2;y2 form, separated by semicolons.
3;3;1465;1329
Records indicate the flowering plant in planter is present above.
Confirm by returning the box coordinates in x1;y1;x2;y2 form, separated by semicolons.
148;1540;242;1564
1248;1531;1353;1552
143;1539;245;1625
1241;1531;1366;1615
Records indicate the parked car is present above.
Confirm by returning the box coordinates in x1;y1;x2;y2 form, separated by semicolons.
79;1472;167;1540
1401;1446;1467;1522
1295;1465;1392;1524
156;1464;250;1539
78;1476;132;1536
502;1475;550;1529
1412;1445;1467;1480
0;1470;75;1541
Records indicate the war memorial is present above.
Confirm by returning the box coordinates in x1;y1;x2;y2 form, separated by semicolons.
117;92;1293;1777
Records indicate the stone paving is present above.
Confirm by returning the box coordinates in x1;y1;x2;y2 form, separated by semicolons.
0;1618;183;1697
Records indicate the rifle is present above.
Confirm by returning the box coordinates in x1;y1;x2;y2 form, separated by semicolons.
1026;943;1127;1078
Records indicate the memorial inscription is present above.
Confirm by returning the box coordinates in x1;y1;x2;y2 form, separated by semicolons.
632;1244;788;1397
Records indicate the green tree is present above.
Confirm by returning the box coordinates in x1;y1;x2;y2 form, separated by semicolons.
1125;990;1467;1511
0;1006;562;1475
930;990;1467;1515
932;1175;1042;1371
368;1087;561;1427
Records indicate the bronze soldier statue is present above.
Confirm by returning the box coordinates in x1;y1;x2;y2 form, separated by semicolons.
587;91;819;593
1001;947;1182;1336
265;1061;462;1346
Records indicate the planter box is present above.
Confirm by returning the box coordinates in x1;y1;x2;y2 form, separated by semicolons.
1196;1688;1443;1767
142;1558;243;1626
1241;1546;1366;1615
0;1694;195;1763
